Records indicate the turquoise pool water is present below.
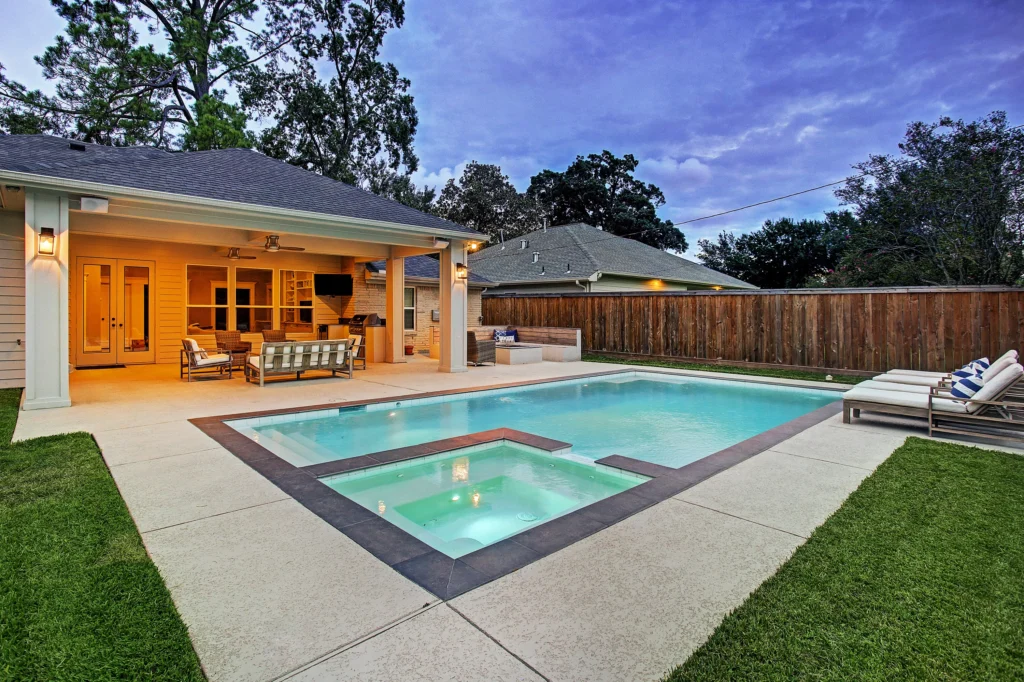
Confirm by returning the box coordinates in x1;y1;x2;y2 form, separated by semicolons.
323;443;646;558
231;372;839;468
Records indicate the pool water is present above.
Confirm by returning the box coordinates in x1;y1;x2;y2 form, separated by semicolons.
233;372;839;468
323;443;645;558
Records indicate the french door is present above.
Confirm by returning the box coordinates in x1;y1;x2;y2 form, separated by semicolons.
76;257;156;366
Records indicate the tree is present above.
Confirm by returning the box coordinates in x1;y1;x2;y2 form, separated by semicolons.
0;1;294;148
696;212;853;288
829;112;1024;286
434;162;540;239
362;160;436;213
528;151;687;251
244;0;418;184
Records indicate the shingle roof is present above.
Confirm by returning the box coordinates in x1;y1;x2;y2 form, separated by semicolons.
366;254;491;284
0;134;480;236
468;222;756;289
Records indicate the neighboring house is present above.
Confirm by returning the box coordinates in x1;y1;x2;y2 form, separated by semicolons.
469;222;755;294
0;134;484;409
359;255;489;354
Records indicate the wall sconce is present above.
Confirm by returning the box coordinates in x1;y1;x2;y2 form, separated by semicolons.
455;262;468;280
38;227;56;256
468;242;480;252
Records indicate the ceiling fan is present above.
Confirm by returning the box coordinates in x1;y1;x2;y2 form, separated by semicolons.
264;235;305;252
224;247;257;260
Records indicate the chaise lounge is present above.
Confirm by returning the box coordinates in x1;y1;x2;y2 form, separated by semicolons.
843;360;1024;442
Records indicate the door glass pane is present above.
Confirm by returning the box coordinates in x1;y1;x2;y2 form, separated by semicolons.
280;270;314;334
82;264;111;353
122;266;150;352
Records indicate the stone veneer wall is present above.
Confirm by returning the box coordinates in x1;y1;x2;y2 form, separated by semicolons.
352;263;483;353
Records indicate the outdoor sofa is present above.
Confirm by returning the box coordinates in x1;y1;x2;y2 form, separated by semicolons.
469;325;582;362
245;340;353;386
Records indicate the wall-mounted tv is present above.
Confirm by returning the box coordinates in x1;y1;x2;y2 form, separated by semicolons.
314;274;353;297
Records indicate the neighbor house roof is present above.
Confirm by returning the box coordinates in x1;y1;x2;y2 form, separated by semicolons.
366;255;491;285
469;222;756;289
0;134;480;236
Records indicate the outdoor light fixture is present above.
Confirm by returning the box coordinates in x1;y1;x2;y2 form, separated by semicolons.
468;242;480;252
37;227;55;256
456;262;468;279
433;237;450;249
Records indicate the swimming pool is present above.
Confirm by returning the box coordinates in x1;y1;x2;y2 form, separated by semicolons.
323;442;647;558
229;372;839;469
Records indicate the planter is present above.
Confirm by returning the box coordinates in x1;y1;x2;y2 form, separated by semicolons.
404;344;415;355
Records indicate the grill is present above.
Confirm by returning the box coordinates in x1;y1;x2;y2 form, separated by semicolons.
346;313;381;336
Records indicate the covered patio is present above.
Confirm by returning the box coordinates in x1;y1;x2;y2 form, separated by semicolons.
0;135;486;411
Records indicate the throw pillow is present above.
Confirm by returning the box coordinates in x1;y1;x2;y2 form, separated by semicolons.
950;374;984;400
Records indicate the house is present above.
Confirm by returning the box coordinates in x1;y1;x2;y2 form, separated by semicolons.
360;255;490;354
469;222;755;294
0;134;485;409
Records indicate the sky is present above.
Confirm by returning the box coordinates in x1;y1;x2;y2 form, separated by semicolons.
2;0;1023;256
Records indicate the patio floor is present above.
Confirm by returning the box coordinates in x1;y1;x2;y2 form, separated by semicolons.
12;359;1002;682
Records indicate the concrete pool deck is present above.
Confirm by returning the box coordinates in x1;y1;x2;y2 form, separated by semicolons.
13;359;1010;682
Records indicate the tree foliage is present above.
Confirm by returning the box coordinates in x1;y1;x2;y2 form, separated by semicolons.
434;162;540;239
829;112;1024;286
528;151;687;252
243;0;418;184
0;0;284;148
362;159;436;213
697;212;853;288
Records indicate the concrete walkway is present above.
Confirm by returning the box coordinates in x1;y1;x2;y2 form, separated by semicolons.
13;360;959;681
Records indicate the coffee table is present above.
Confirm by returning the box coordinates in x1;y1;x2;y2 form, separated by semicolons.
495;344;544;365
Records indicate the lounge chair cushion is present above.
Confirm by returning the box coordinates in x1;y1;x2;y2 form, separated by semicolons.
854;380;933;394
966;363;1024;412
872;373;945;387
184;337;208;359
194;353;229;367
950;374;984;399
981;355;1016;382
844;386;968;413
888;369;949;378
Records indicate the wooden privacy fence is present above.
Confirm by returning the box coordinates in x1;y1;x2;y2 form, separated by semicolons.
482;287;1024;375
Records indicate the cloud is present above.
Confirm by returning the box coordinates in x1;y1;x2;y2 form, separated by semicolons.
637;157;712;187
409;162;467;190
796;125;820;143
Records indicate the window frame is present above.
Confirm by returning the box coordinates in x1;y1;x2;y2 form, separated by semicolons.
403;286;416;331
280;269;316;331
185;263;231;333
234;267;275;333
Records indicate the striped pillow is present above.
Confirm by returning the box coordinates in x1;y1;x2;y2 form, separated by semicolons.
965;357;990;373
950;374;984;399
952;368;979;379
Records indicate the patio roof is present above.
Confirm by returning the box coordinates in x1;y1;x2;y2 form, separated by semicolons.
0;134;482;239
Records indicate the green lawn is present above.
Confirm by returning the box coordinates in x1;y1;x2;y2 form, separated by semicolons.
664;437;1024;681
0;389;205;681
585;353;864;385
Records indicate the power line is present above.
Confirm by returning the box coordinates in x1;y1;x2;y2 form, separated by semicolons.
673;176;860;226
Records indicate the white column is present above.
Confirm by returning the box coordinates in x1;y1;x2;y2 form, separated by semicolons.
384;252;405;363
439;241;468;373
23;192;71;409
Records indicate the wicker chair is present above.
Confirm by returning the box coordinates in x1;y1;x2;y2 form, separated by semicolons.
467;330;495;366
262;329;287;342
214;330;251;366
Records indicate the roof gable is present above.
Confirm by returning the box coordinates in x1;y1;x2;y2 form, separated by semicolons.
469;223;755;288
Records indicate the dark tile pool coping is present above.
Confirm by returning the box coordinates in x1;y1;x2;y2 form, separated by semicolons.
190;369;843;600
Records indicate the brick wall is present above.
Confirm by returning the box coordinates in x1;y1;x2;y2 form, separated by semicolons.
352;263;482;353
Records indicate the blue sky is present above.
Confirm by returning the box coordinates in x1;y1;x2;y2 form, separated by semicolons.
2;1;1022;255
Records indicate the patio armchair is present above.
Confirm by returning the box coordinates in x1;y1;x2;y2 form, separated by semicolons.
262;329;287;343
215;330;252;368
349;334;366;370
180;339;233;381
467;330;495;366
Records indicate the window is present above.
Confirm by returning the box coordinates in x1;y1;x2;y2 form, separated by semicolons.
404;287;416;330
235;268;273;333
280;270;315;334
186;264;229;332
